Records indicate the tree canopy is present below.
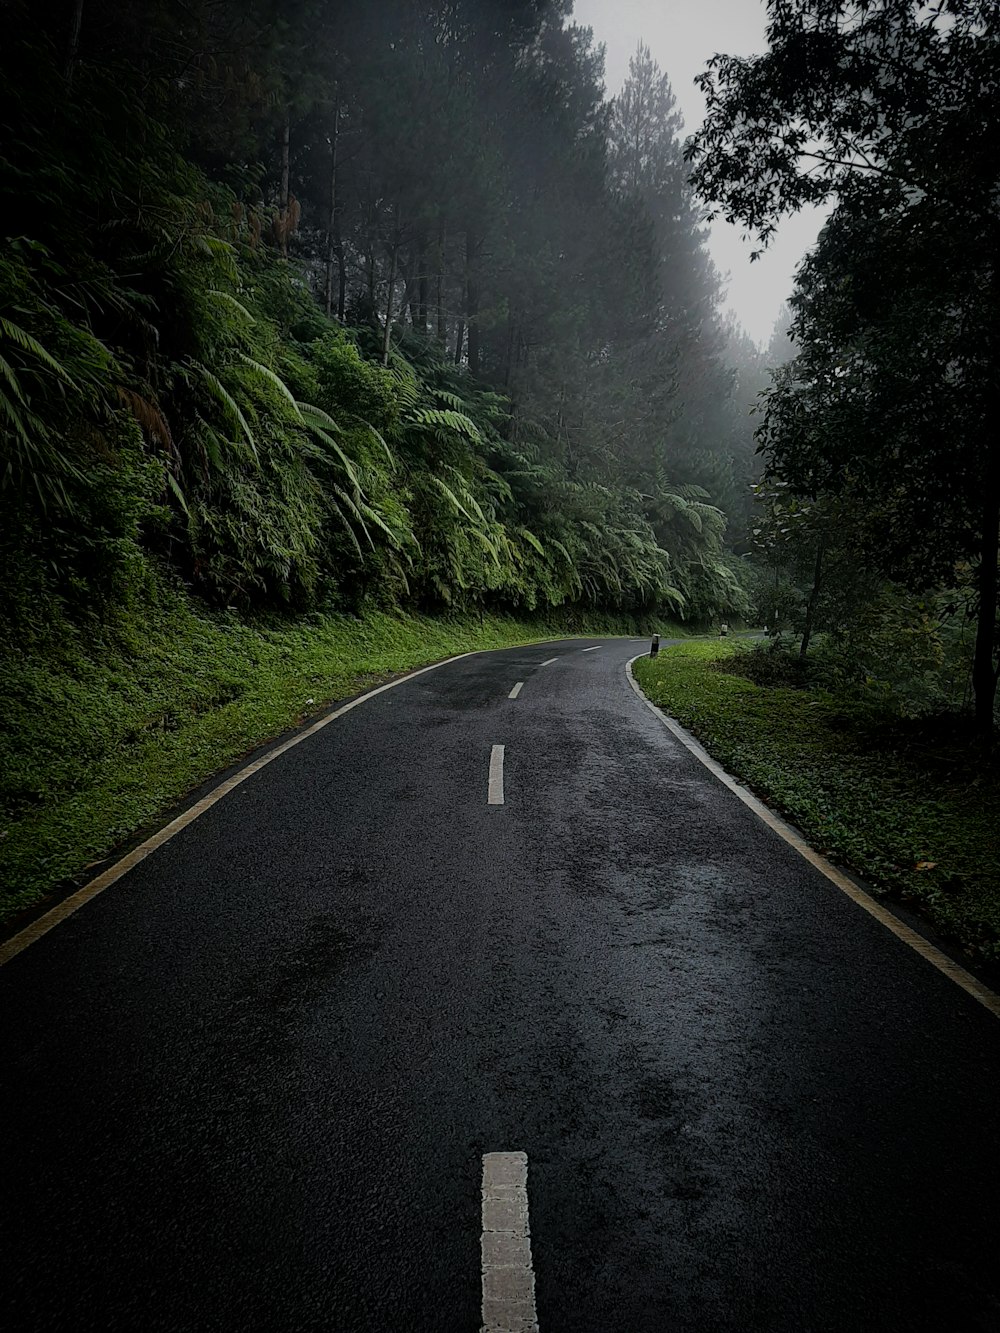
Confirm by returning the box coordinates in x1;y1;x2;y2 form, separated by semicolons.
689;0;1000;729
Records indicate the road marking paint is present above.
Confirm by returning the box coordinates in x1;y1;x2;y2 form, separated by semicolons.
0;651;492;969
488;745;505;806
481;1152;537;1333
0;637;606;967
625;657;1000;1021
508;682;524;700
581;646;601;652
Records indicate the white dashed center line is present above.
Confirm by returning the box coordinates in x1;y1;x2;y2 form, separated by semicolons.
488;745;505;805
481;1152;537;1332
539;657;559;667
508;682;524;700
581;646;600;652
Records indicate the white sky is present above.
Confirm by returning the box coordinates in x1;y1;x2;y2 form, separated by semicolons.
572;0;830;347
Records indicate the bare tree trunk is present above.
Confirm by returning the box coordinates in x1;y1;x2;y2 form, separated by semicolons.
66;0;84;84
417;229;428;335
465;229;480;376
323;97;340;317
402;256;420;329
436;226;448;348
365;206;377;323
502;312;516;388
336;239;347;322
504;400;518;443
799;537;826;660
558;383;576;477
405;286;420;329
278;108;291;256
972;465;999;734
973;262;1000;736
454;290;465;365
381;214;400;366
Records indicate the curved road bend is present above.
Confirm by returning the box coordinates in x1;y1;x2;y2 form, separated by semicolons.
2;638;999;1332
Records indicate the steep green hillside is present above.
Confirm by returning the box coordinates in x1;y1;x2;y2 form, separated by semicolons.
1;8;758;928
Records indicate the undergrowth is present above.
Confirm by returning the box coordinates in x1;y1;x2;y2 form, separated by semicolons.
633;641;1000;962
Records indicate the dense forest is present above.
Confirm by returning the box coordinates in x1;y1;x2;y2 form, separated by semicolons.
690;0;1000;734
1;0;998;924
0;0;774;641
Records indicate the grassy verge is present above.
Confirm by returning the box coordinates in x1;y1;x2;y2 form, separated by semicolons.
633;641;1000;962
1;590;675;928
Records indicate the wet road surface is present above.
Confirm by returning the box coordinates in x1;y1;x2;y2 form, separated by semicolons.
2;638;999;1331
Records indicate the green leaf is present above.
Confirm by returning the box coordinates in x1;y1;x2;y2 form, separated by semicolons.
186;359;257;459
409;406;481;441
238;355;304;422
166;471;191;519
518;527;545;557
297;401;341;433
205;289;256;327
299;425;362;495
0;317;77;386
431;475;475;522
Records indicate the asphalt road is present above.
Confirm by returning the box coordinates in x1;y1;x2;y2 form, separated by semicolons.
2;637;999;1332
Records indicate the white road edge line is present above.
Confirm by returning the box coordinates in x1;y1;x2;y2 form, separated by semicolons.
625;656;1000;1022
538;657;559;667
508;682;524;700
488;744;506;806
0;650;487;969
581;646;601;652
481;1151;538;1333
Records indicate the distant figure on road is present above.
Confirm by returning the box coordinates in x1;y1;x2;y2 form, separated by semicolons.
719;622;728;637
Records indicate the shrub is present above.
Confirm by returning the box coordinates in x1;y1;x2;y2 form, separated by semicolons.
715;636;810;688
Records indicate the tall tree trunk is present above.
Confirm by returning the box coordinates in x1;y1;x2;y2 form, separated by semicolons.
397;253;416;328
454;295;465;366
799;536;826;660
973;258;1000;736
502;311;516;389
972;463;1000;734
382;218;400;367
558;383;576;477
417;229;428;335
466;228;480;376
336;239;346;323
278;108;291;257
436;226;448;347
323;97;340;317
65;0;84;84
503;399;518;442
402;258;420;330
366;213;377;323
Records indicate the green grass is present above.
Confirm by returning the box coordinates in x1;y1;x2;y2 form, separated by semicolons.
633;641;1000;962
0;586;674;928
